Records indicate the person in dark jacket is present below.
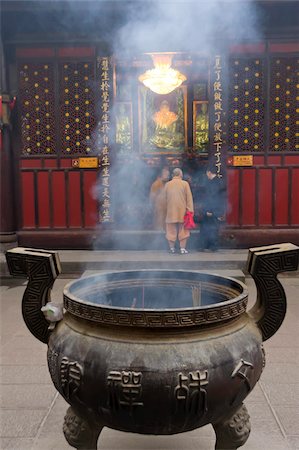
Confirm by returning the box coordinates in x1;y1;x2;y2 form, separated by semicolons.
199;166;225;251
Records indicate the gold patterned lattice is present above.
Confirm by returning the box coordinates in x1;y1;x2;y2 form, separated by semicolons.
60;62;96;155
19;63;55;155
228;57;265;152
269;57;299;151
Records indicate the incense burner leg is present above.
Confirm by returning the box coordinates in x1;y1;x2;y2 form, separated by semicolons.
63;406;103;450
213;403;251;450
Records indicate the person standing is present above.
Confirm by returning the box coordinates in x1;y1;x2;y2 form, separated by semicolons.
165;168;194;254
199;166;225;251
149;167;170;230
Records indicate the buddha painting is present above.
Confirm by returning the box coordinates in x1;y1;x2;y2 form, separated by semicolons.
150;100;184;150
139;86;186;153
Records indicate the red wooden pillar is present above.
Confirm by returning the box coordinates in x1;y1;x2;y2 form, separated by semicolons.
0;95;17;244
0;32;17;244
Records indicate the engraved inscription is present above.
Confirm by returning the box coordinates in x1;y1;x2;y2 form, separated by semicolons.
60;356;83;400
231;359;254;391
107;370;143;415
47;348;60;391
174;370;209;417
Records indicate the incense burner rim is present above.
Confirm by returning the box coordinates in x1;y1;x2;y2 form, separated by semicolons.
63;269;248;328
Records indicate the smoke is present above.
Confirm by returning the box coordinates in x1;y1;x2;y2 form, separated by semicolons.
68;270;240;310
114;0;261;56
5;0;262;250
90;0;262;249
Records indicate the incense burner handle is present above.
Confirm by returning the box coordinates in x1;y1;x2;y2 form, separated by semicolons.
247;243;299;342
6;247;62;344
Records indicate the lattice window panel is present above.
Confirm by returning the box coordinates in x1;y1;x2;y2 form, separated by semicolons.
269;57;299;151
60;62;97;155
19;63;55;155
228;57;265;152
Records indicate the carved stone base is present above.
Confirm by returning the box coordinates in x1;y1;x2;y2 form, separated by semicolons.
63;407;102;450
213;404;251;450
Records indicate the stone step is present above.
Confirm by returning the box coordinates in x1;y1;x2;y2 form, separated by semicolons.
1;249;248;277
56;249;248;273
2;249;297;278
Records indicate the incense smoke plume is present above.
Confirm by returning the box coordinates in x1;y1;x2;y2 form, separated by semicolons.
114;0;261;56
91;0;262;249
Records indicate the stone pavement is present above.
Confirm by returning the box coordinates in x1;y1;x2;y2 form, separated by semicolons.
0;250;299;450
0;249;248;277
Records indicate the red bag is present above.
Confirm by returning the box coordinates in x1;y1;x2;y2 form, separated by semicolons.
184;211;196;230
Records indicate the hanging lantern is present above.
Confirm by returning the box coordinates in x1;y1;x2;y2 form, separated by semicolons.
139;53;186;95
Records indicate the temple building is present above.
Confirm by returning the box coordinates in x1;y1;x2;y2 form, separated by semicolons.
0;0;298;249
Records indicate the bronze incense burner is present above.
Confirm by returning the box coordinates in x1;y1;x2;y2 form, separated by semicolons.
6;243;299;450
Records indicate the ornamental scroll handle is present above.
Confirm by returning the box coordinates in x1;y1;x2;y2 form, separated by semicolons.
246;243;299;342
6;247;62;344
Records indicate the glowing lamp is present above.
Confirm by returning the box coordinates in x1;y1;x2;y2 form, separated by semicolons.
139;53;186;95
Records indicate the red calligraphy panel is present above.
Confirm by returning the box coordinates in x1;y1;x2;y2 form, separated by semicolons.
253;156;265;166
60;159;73;168
229;43;266;54
268;155;282;165
226;169;240;226
258;169;272;226
37;172;50;228
83;172;98;227
291;168;299;225
241;169;256;226
21;172;35;228
16;48;55;58
285;155;299;165
99;56;112;223
44;159;57;168
68;172;82;228
275;168;289;225
269;43;299;53
58;47;95;58
20;159;42;168
52;171;66;227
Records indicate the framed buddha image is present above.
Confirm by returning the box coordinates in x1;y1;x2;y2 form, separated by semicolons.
138;86;187;154
114;68;132;102
115;102;133;154
193;100;209;152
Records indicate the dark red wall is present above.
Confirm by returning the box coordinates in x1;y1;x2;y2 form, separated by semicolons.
20;158;98;230
226;155;299;228
13;42;299;248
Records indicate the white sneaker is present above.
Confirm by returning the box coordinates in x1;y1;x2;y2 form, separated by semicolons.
180;248;189;254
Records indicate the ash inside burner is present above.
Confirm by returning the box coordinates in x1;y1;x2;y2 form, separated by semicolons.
67;271;243;311
81;284;205;309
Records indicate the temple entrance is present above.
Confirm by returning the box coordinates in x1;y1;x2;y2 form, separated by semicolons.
110;159;207;231
2;1;298;250
110;53;210;230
